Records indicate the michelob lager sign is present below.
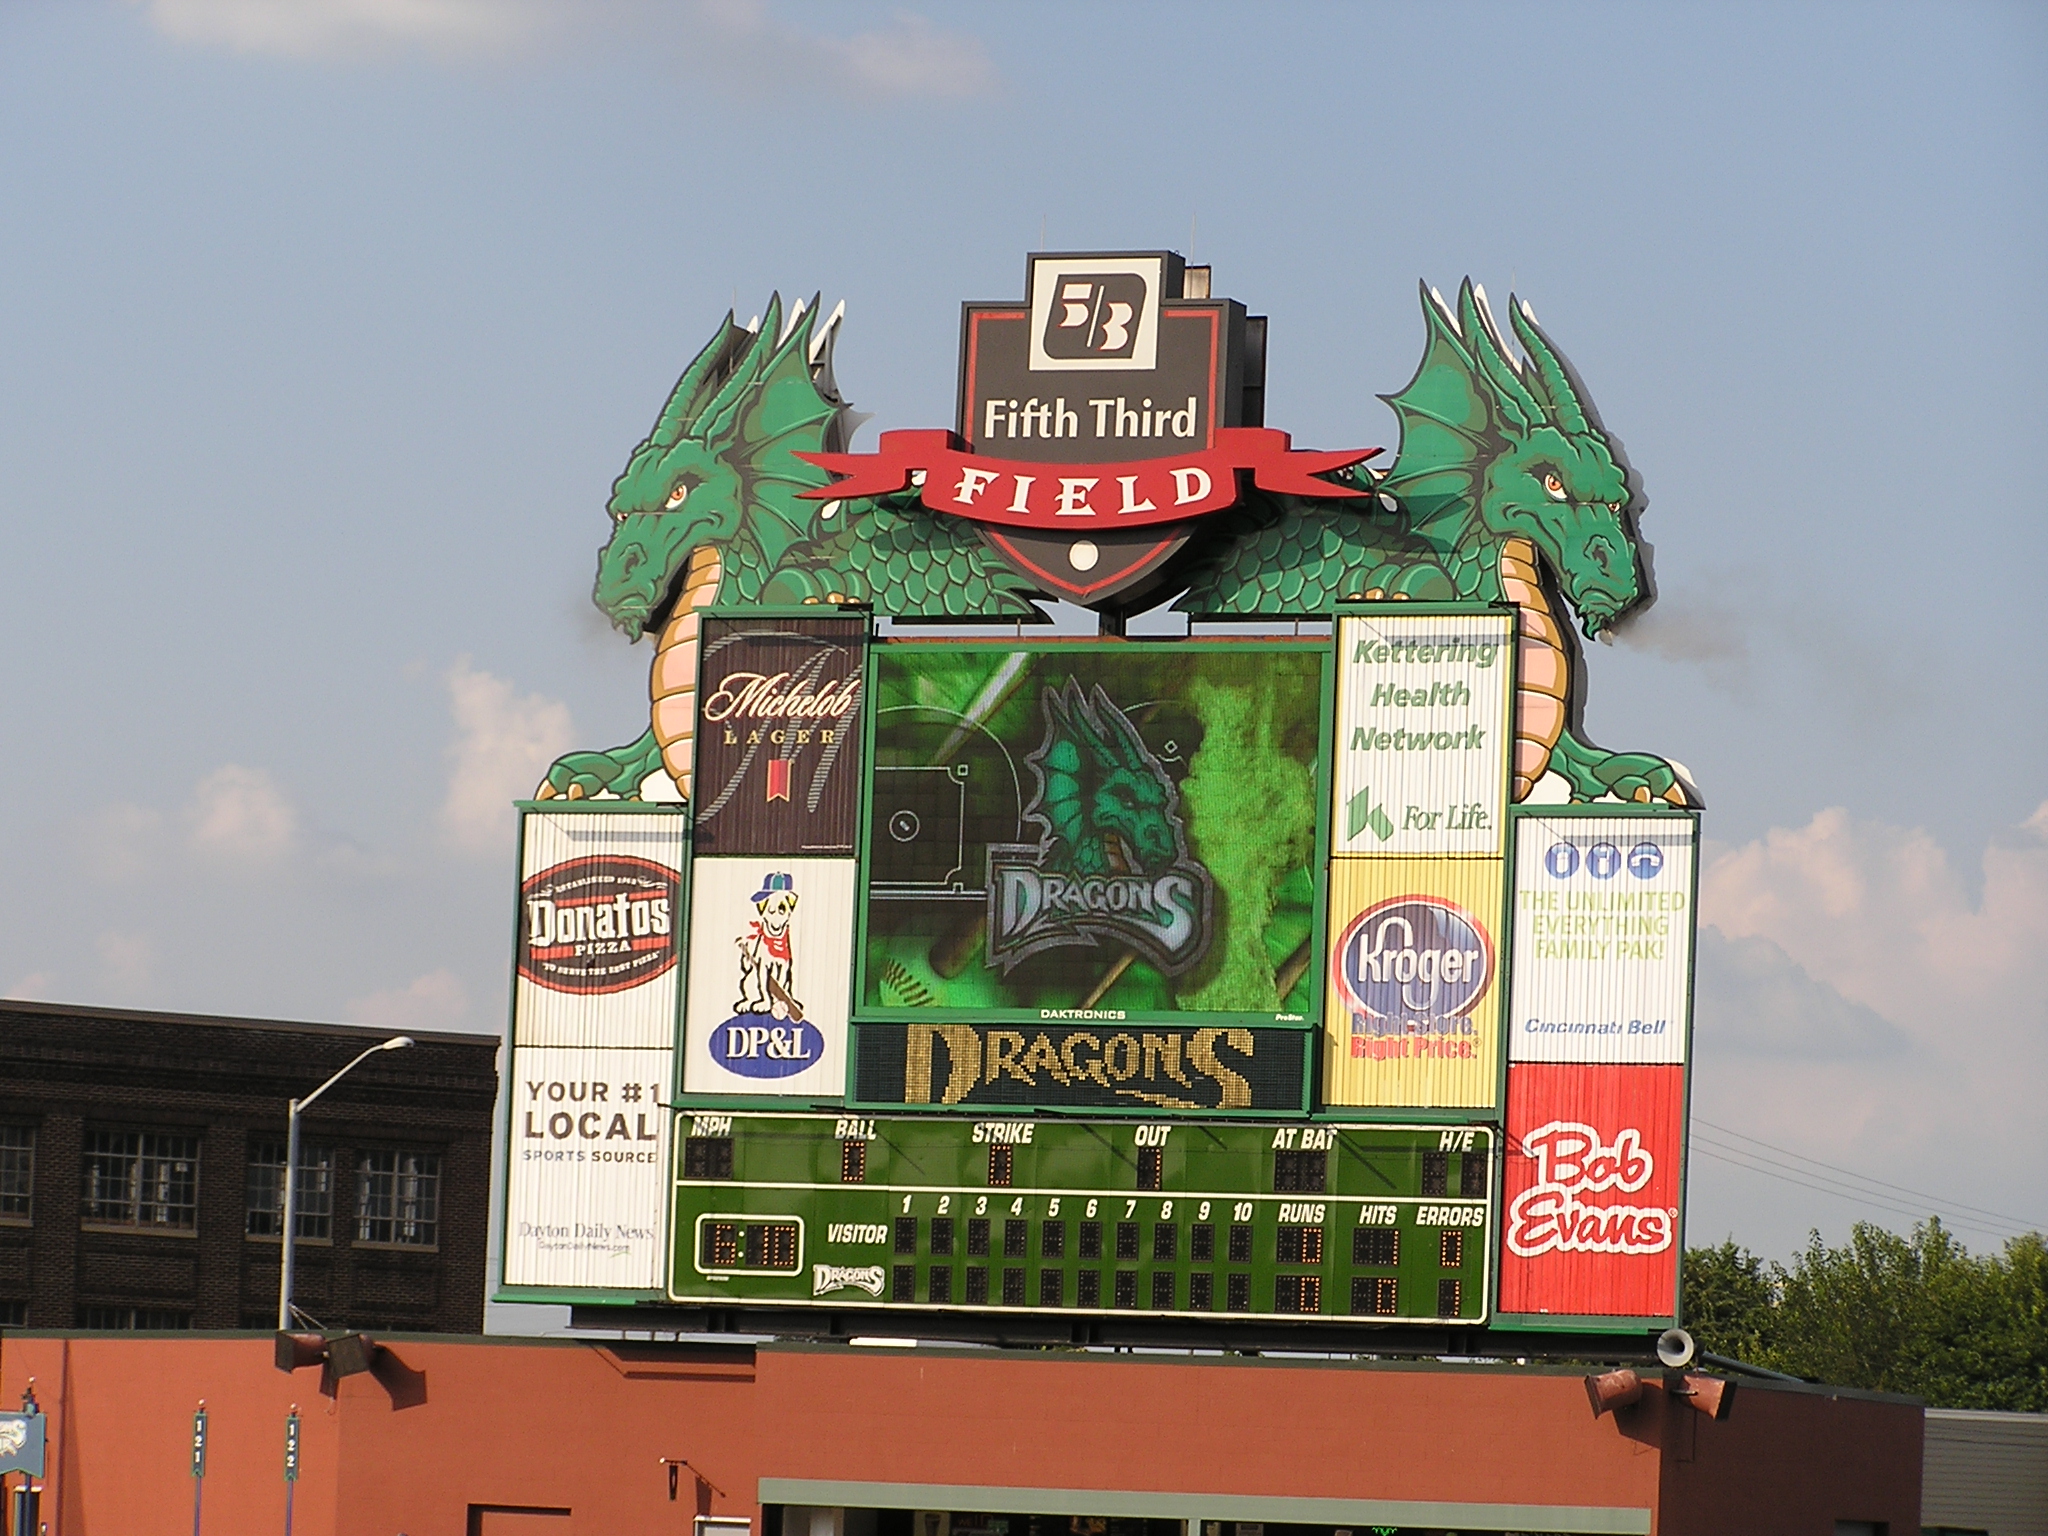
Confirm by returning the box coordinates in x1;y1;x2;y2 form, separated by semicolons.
1332;609;1514;857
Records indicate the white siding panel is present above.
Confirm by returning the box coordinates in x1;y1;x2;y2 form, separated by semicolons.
1332;611;1514;858
1508;814;1695;1064
502;1043;673;1290
512;810;688;1050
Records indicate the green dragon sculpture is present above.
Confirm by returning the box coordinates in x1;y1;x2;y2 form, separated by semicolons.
1178;280;1695;806
542;278;1695;809
538;294;1035;801
1025;679;1184;879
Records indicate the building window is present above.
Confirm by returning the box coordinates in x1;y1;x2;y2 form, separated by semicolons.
0;1124;32;1219
355;1150;439;1247
80;1130;200;1229
0;1300;25;1327
246;1140;334;1239
76;1305;192;1330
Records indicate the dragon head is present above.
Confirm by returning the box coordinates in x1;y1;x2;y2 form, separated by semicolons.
1026;680;1184;877
594;294;848;639
1382;280;1646;637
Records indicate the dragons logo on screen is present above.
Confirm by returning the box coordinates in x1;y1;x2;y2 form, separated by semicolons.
985;679;1214;977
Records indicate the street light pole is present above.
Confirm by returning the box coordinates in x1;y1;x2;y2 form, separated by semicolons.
277;1036;415;1333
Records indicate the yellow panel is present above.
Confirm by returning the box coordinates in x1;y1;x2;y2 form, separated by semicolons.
1322;856;1505;1109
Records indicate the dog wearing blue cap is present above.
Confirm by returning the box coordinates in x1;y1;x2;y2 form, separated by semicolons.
734;871;802;1020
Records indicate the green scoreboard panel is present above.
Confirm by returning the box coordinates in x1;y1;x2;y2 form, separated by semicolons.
670;1113;1494;1325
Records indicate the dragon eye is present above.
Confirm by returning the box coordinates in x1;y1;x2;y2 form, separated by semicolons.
1609;501;1625;513
1542;472;1567;501
664;483;690;510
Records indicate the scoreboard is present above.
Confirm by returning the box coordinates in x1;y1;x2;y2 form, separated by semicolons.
671;1113;1495;1325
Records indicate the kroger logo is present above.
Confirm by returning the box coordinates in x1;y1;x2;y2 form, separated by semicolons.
1333;896;1493;1036
711;1020;825;1079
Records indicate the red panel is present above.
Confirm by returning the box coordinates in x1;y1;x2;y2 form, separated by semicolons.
1498;1062;1684;1318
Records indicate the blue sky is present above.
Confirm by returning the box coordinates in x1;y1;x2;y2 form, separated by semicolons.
2;1;2043;1303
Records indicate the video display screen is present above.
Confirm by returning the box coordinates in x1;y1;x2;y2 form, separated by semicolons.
858;642;1327;1025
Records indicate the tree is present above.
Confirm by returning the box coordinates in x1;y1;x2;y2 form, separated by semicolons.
1681;1222;2048;1410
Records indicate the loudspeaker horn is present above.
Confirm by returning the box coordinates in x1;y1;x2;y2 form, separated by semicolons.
1655;1327;1697;1369
1583;1367;1644;1418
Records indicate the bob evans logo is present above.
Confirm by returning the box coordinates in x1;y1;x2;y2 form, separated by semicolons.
813;1263;885;1297
1506;1121;1673;1258
711;1019;827;1080
519;856;677;995
1335;896;1494;1056
986;681;1215;978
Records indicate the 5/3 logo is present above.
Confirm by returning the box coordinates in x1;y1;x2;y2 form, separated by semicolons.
1026;254;1162;372
1042;274;1146;360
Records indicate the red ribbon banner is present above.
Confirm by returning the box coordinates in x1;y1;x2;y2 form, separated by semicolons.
798;427;1377;529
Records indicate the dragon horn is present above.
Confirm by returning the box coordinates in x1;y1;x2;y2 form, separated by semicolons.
1458;280;1544;433
648;310;746;449
1509;296;1590;436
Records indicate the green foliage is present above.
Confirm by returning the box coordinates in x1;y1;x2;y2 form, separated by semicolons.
1682;1222;2048;1409
1175;678;1316;1013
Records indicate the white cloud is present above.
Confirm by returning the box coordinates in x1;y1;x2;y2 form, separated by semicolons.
1685;802;2048;1252
187;764;299;861
441;658;575;854
346;967;472;1029
4;972;59;1002
130;0;998;97
95;930;158;993
134;0;549;59
1700;803;2048;1029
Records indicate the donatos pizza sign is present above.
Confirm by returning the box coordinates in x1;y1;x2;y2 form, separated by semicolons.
518;856;679;995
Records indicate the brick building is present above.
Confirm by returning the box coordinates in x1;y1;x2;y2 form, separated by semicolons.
0;998;497;1333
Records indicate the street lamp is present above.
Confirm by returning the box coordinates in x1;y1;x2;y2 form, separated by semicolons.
277;1036;415;1332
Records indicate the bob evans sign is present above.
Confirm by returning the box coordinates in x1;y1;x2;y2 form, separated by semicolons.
1332;611;1515;856
1497;1062;1684;1320
853;1023;1307;1112
1508;813;1696;1065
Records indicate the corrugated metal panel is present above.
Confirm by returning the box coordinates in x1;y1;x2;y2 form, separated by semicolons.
1323;856;1504;1109
682;856;856;1098
1508;814;1695;1064
1331;610;1514;858
502;1042;673;1290
693;616;867;856
512;809;688;1050
1497;1062;1683;1318
1924;1409;2048;1536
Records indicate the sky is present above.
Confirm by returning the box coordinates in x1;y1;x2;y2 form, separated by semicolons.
1;0;2043;1329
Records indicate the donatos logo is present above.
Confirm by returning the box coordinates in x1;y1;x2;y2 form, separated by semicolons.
518;856;678;995
1334;896;1494;1039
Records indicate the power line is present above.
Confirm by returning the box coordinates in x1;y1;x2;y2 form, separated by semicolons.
1694;1116;2046;1231
1689;1130;2037;1236
1687;1144;2029;1247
